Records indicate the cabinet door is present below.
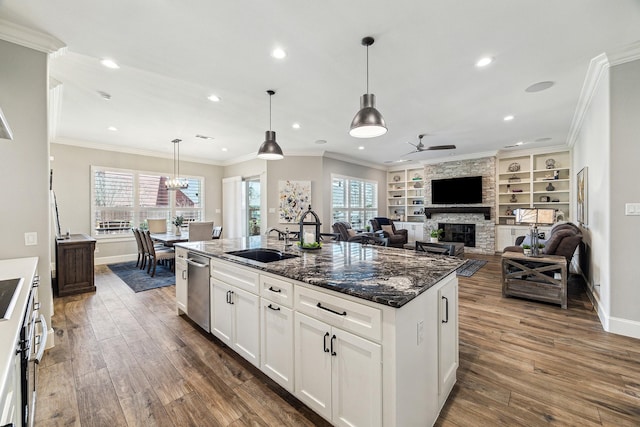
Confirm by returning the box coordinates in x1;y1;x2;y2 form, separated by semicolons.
175;258;188;314
294;312;332;421
232;287;260;368
438;278;458;407
260;299;294;392
331;329;382;427
210;278;233;346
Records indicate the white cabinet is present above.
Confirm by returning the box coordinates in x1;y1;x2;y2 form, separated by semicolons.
175;247;188;314
260;284;294;392
210;277;260;368
295;312;382;427
438;277;458;408
396;221;425;243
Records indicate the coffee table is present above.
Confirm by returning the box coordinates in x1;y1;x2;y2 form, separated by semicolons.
404;241;465;258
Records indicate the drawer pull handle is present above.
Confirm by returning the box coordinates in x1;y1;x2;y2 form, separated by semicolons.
323;332;330;353
268;286;282;293
330;334;337;356
317;303;346;316
267;304;280;311
442;296;449;323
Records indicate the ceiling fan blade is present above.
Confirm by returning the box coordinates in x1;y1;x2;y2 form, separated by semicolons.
426;145;456;150
401;149;419;157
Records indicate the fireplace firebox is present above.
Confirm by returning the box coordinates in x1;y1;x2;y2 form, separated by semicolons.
438;223;476;247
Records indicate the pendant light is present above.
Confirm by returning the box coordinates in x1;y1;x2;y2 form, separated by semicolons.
349;36;387;138
257;90;284;160
165;138;189;190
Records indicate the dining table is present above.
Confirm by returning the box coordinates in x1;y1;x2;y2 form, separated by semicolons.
150;231;189;246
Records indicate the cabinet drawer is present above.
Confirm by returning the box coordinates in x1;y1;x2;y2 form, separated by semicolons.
295;286;381;342
260;275;293;308
176;247;188;259
211;259;260;295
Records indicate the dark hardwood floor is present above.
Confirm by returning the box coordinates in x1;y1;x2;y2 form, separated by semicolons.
36;255;640;426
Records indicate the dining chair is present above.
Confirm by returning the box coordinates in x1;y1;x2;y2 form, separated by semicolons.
188;221;215;241
143;230;175;277
212;226;223;239
132;228;145;268
147;218;167;233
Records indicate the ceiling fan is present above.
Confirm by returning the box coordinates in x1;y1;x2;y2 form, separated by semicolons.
403;134;456;157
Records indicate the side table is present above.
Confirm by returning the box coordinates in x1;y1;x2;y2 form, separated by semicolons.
501;251;567;309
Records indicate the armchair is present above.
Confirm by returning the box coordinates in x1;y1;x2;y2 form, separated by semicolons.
503;222;582;266
332;221;369;243
369;217;408;248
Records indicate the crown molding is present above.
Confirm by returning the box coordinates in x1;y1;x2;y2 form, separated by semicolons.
567;41;640;148
0;19;66;54
52;137;225;166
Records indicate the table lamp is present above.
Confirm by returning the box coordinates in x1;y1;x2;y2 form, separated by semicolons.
514;208;556;256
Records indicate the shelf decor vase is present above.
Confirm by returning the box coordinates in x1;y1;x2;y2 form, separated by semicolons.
430;237;438;243
175;226;182;236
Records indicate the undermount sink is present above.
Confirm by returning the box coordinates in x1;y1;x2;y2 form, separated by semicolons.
225;248;299;263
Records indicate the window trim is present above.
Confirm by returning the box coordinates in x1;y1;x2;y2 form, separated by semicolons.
90;165;205;239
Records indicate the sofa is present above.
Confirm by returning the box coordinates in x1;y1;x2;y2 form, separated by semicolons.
369;217;408;248
332;221;368;243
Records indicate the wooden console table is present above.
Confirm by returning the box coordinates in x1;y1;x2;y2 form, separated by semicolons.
501;251;567;308
55;233;96;296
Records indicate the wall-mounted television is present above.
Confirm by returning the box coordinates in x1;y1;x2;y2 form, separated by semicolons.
431;176;483;204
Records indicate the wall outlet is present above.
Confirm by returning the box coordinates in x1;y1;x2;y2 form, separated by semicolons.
215;208;221;214
625;203;640;215
24;232;38;246
95;246;100;253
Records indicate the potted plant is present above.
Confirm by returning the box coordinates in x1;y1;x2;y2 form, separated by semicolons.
365;224;371;232
173;215;184;236
429;228;443;243
522;244;532;256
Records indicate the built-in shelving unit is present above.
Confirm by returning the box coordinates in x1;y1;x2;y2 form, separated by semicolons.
496;149;571;225
387;167;425;222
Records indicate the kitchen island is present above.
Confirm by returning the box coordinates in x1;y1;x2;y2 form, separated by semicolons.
175;237;464;427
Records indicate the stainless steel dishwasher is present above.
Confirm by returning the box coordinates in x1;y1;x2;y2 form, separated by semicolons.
186;252;210;332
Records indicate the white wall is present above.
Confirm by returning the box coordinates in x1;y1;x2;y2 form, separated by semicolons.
51;143;224;263
572;53;640;339
571;65;611;318
609;59;640;334
0;40;53;335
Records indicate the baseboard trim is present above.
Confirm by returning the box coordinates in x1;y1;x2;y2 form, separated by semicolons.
95;254;138;265
607;316;640;340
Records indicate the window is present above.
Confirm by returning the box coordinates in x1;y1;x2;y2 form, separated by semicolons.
91;166;204;238
331;175;378;230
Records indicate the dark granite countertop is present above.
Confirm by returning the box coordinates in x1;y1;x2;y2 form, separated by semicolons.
176;237;464;308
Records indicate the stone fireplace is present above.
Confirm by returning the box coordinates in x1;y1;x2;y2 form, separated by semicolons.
421;156;496;254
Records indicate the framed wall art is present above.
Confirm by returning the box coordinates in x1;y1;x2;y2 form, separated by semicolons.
279;180;311;224
577;167;588;225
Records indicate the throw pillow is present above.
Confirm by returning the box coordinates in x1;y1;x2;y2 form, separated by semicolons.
347;229;357;237
381;225;394;235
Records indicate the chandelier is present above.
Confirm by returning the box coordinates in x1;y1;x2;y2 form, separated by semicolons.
165;138;189;190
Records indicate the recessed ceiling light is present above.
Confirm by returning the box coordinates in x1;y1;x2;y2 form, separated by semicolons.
271;48;287;59
97;91;111;100
221;147;228;152
525;81;554;93
515;141;524;146
503;115;515;121
108;126;118;131
292;123;301;129
195;134;215;140
100;59;119;69
207;94;221;102
394;159;410;163
358;146;365;150
314;139;327;145
475;57;493;68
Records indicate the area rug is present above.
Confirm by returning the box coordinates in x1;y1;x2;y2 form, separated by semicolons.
456;259;488;277
107;261;175;292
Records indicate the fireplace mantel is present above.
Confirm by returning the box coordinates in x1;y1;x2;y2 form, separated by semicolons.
424;206;491;220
